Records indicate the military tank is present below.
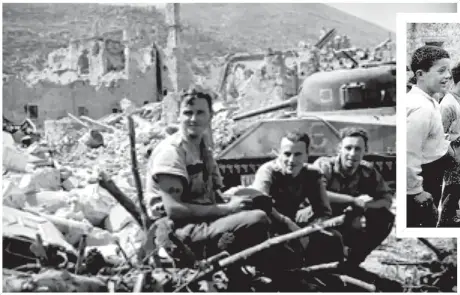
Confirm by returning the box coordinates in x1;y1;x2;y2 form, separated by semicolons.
216;61;396;189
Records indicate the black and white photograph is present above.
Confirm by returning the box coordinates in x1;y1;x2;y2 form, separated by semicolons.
405;21;460;229
2;3;458;293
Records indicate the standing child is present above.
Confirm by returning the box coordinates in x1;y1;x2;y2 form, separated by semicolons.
439;62;460;227
406;45;454;227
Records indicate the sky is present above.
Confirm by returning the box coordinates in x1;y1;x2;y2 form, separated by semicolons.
326;3;457;32
112;2;457;33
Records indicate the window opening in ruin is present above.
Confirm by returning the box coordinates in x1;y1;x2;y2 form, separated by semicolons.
77;49;90;75
27;105;38;119
78;106;89;116
425;41;444;47
104;39;126;73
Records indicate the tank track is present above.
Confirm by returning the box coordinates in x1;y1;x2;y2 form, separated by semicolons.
217;154;396;190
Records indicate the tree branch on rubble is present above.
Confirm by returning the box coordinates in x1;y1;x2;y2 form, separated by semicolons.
174;215;346;291
417;238;450;261
98;170;144;228
128;115;151;231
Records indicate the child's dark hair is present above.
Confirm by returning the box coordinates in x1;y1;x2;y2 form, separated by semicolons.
452;62;460;85
410;45;450;74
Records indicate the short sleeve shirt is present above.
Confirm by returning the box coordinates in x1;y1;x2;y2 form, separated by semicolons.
252;159;332;220
313;156;393;213
145;131;223;208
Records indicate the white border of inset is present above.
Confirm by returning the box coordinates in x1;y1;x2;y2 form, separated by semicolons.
396;12;460;238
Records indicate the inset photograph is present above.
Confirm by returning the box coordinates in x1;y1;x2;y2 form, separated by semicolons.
402;17;460;229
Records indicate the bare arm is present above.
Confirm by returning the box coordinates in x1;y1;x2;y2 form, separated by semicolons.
308;172;332;217
325;190;355;204
156;174;231;220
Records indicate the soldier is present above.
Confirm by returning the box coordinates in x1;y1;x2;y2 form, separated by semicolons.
145;87;271;259
313;127;395;269
251;130;345;266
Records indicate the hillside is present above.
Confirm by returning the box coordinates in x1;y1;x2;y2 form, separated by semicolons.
2;3;394;77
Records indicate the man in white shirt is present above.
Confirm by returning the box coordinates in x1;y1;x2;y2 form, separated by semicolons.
439;62;460;227
406;46;455;227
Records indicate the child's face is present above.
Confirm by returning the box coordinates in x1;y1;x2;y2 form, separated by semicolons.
417;58;452;96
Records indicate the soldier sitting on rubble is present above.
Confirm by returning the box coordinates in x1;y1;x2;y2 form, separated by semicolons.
251;131;345;266
144;86;271;259
313;127;395;270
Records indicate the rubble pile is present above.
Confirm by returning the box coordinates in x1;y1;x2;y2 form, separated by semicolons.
2;95;252;292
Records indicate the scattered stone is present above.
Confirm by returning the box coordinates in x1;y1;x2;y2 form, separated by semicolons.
2;180;27;209
62;176;81;191
18;167;62;194
26;190;71;214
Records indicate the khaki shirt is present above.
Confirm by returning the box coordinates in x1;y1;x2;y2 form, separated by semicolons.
313;156;393;214
145;131;223;209
252;159;332;220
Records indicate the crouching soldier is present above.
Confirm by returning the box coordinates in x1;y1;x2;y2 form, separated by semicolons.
251;130;345;266
145;87;271;261
313;127;395;269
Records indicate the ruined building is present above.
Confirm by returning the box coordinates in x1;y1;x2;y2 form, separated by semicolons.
407;23;460;64
3;29;171;125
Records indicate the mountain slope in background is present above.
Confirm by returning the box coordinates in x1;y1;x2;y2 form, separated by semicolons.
3;3;394;77
181;3;394;53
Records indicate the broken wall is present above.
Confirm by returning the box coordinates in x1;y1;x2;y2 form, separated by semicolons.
3;66;162;125
407;23;460;66
3;38;172;125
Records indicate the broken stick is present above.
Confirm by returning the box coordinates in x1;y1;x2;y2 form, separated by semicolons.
98;170;144;228
80;115;117;133
175;214;346;291
127;115;151;231
67;113;90;128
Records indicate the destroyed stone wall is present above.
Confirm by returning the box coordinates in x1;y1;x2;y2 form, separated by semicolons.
3;31;173;124
3;73;161;125
407;23;460;66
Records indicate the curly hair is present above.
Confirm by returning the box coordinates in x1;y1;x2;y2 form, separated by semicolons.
452;62;460;85
410;45;450;74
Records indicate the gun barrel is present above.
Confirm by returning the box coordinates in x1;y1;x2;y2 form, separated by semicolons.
233;97;298;121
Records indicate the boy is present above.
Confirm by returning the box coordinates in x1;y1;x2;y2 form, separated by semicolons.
439;62;460;227
406;45;454;227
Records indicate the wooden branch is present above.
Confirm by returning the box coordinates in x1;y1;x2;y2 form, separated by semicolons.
98;170;143;228
175;214;346;291
67;113;89;129
80;115;117;133
218;215;345;268
127;115;151;231
418;238;448;260
339;275;376;292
